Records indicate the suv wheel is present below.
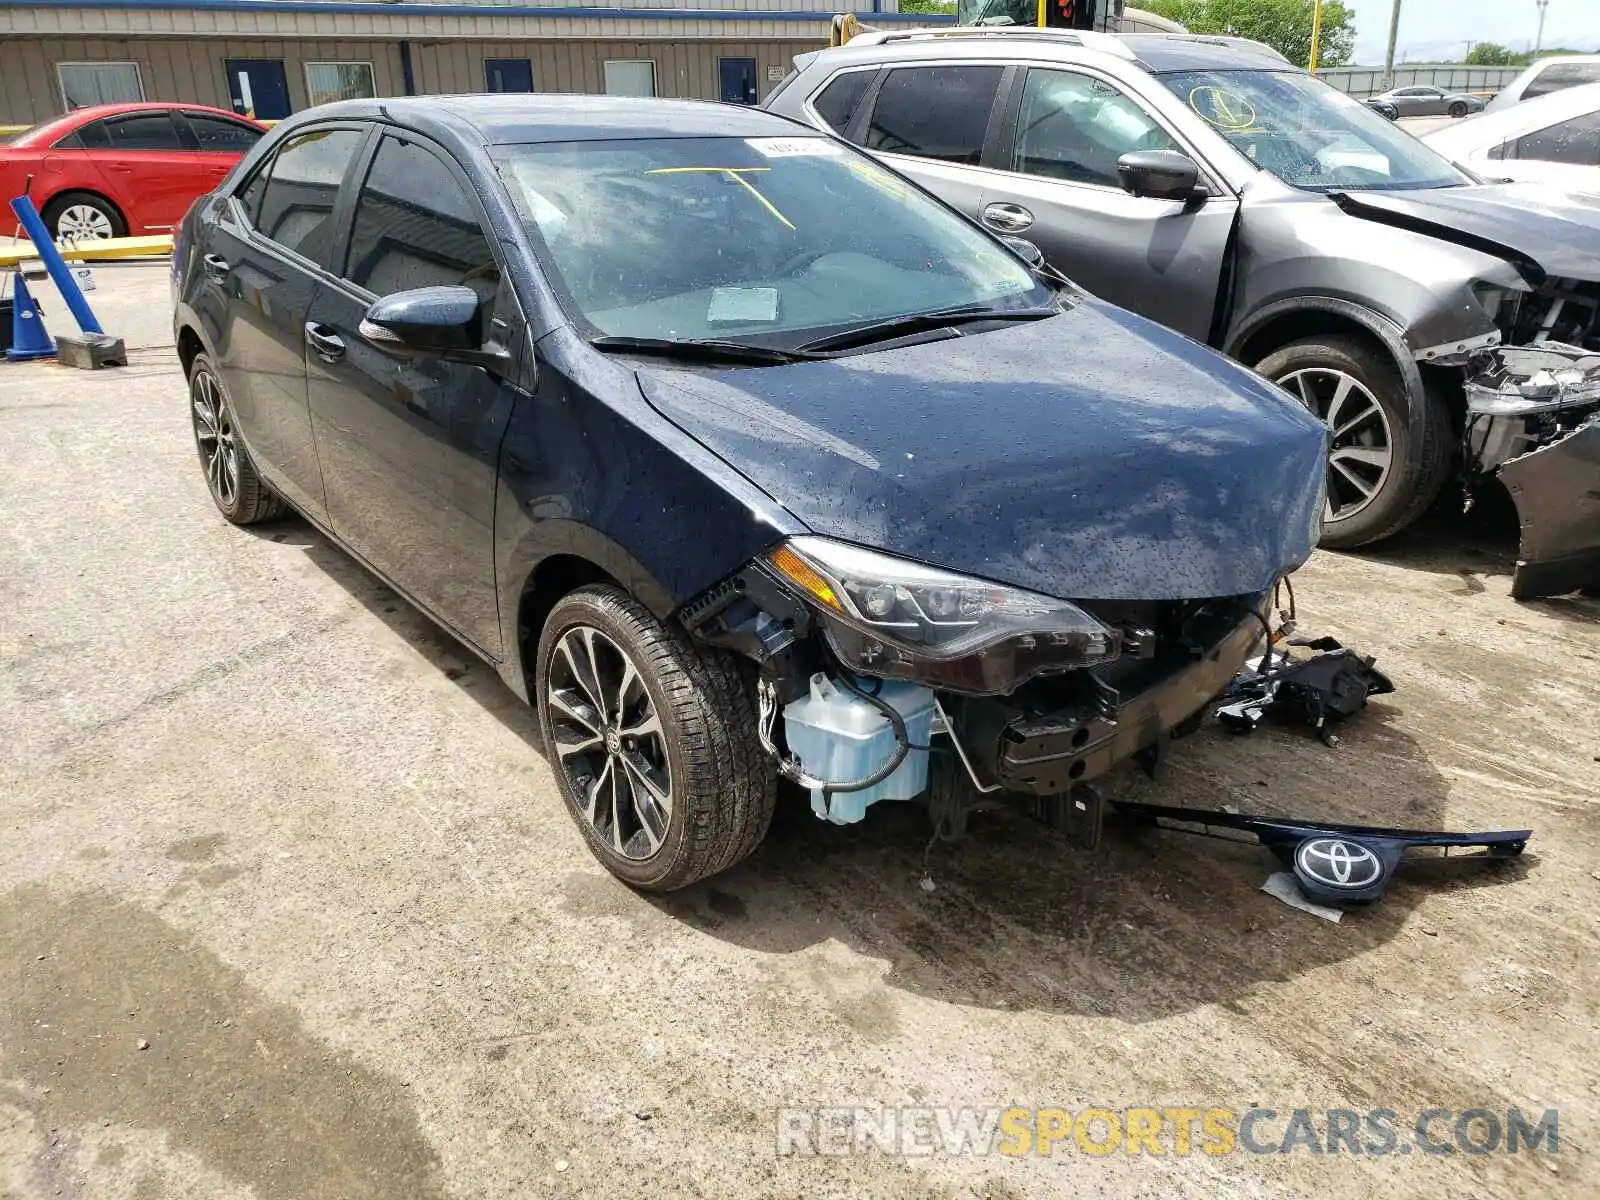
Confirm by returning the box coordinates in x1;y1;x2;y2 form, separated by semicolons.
535;584;775;891
188;353;288;524
1256;336;1450;548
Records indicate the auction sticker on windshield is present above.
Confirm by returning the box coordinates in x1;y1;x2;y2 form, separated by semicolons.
1188;86;1259;132
747;137;843;158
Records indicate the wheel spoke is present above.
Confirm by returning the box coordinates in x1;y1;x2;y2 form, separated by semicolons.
621;756;668;854
618;709;662;743
558;632;606;718
1332;405;1378;438
552;726;603;762
614;658;642;725
1295;374;1313;406
1331;458;1377;498
1323;375;1357;430
547;686;603;736
584;757;613;825
608;762;631;853
1332;446;1389;469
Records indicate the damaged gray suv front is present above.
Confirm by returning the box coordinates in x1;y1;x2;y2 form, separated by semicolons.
766;30;1600;596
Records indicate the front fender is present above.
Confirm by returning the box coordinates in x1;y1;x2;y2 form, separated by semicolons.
1226;295;1432;481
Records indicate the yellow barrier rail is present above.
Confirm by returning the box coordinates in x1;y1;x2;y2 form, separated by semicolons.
1;234;173;268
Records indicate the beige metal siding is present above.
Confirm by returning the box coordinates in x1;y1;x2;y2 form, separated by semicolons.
414;39;817;101
1;38;407;124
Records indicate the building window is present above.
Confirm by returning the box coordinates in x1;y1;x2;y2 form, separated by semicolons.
603;60;656;98
57;62;144;109
485;59;534;93
305;62;376;108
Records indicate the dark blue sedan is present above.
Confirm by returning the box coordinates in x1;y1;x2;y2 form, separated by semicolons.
173;95;1327;890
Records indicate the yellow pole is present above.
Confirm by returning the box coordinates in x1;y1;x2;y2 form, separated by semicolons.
1308;0;1325;73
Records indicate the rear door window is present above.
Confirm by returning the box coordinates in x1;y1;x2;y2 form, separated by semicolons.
185;113;263;152
1508;111;1600;165
864;66;1004;164
812;69;876;136
343;134;498;300
253;126;364;265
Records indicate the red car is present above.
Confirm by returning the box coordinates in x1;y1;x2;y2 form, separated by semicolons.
0;102;266;242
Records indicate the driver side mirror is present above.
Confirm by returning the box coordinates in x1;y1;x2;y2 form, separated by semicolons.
359;285;512;374
1116;150;1206;206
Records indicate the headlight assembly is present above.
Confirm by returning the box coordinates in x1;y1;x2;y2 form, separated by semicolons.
765;536;1120;695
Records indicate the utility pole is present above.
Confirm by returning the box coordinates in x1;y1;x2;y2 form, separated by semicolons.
1383;0;1403;89
1309;0;1324;72
1534;0;1549;56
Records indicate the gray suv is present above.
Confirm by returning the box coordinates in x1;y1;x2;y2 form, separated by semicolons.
767;29;1600;578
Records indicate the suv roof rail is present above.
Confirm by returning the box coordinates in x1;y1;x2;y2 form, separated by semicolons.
1116;31;1292;64
844;27;1138;59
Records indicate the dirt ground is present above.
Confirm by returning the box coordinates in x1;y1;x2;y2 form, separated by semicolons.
2;263;1596;1199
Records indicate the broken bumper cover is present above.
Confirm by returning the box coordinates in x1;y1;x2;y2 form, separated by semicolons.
1466;347;1600;598
1111;802;1532;905
1498;414;1600;599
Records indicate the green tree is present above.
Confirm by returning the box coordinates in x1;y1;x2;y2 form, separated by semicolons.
1142;0;1356;69
899;0;957;12
1465;42;1517;66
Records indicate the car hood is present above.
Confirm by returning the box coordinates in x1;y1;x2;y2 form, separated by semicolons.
1332;185;1600;283
634;301;1328;602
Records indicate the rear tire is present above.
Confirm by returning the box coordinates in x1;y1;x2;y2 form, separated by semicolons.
1257;336;1451;549
535;584;775;891
187;353;287;525
40;191;126;242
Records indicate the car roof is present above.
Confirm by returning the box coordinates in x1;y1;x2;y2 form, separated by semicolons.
301;94;809;145
807;29;1290;74
8;102;260;147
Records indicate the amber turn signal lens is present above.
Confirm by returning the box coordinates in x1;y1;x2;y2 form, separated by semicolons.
769;545;843;611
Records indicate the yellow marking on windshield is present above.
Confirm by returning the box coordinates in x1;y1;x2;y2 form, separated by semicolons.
645;166;796;231
1188;85;1259;132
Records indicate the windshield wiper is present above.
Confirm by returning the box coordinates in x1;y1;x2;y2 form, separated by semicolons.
590;335;811;365
795;304;1058;354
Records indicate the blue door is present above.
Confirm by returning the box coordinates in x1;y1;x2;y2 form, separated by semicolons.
224;59;291;120
719;57;758;105
485;59;534;93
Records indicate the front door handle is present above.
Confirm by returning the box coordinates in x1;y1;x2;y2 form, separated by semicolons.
982;202;1035;233
202;253;230;284
304;322;346;363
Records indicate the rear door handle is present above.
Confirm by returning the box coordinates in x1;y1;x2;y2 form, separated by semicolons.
982;202;1035;233
202;253;230;283
304;322;346;363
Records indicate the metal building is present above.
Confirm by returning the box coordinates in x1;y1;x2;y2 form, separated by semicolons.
0;0;934;128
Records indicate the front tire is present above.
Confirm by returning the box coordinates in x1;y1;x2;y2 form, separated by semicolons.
1257;336;1450;548
1449;101;1469;118
187;353;287;524
535;584;775;891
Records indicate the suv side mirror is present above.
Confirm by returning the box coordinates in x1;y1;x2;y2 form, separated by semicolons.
998;235;1045;269
1116;151;1205;205
360;284;513;373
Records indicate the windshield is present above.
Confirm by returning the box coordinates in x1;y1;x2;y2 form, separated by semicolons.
493;135;1050;345
956;0;1035;25
1161;70;1471;193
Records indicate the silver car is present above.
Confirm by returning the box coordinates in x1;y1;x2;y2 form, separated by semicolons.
1369;84;1485;119
766;28;1600;587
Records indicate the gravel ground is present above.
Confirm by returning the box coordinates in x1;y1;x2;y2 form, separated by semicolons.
2;263;1596;1199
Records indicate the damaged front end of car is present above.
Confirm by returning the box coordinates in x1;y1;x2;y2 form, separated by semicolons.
1463;337;1600;599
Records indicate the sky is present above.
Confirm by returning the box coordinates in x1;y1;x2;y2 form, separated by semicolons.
1344;0;1600;64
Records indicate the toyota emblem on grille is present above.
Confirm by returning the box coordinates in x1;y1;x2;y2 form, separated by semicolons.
1296;838;1382;889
